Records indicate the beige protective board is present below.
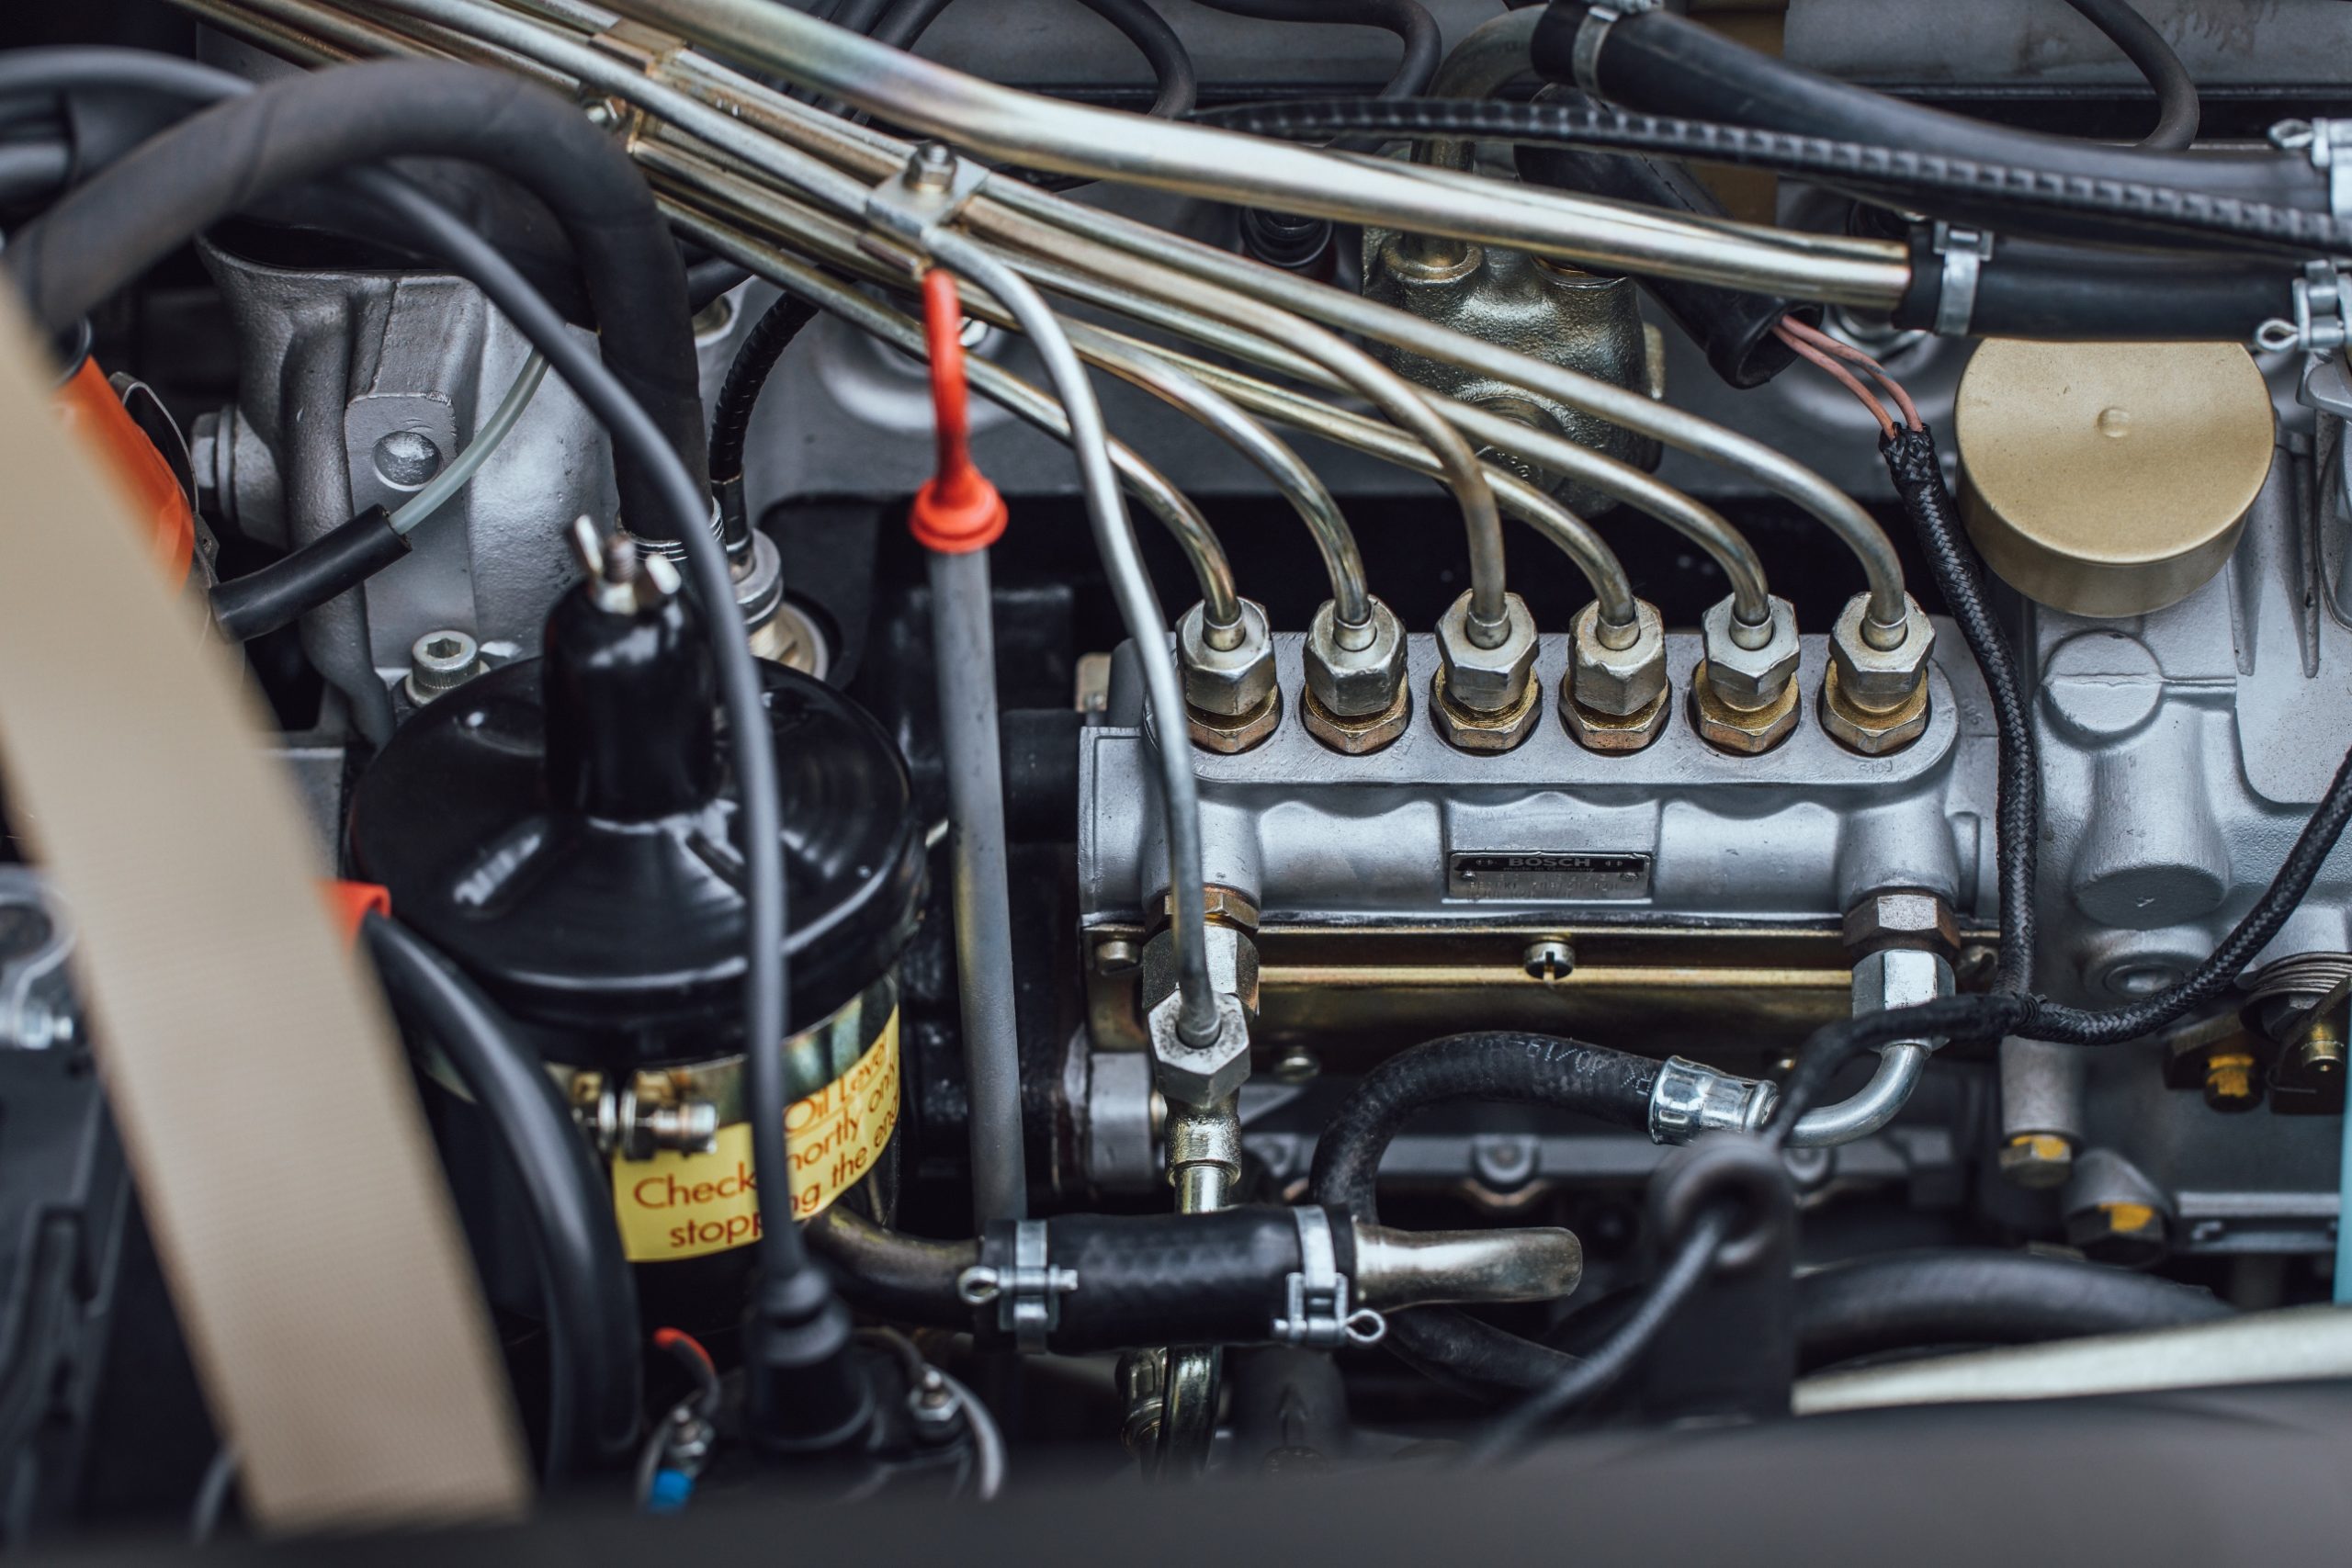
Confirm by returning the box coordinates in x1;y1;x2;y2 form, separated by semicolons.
0;293;529;1528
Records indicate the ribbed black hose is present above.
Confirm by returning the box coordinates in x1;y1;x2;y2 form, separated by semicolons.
1194;97;2352;255
3;58;709;541
709;291;820;544
1883;430;2035;996
1311;1033;1656;1398
2057;0;2199;152
363;913;641;1478
1796;1249;2233;1374
1528;2;2310;212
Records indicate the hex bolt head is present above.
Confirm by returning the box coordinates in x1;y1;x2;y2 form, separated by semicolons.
1843;889;1960;960
1700;594;1800;712
1433;589;1538;714
2201;1050;2263;1111
2065;1200;2168;1267
1147;990;1252;1109
1305;597;1407;718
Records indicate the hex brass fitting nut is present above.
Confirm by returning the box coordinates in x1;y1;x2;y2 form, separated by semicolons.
1433;664;1542;752
1699;594;1800;712
1304;683;1411;754
1434;589;1538;715
1305;596;1408;718
1568;599;1668;716
1822;662;1928;755
1822;592;1935;756
1691;658;1800;754
1829;591;1936;711
1178;598;1276;718
1186;689;1282;754
1564;687;1669;752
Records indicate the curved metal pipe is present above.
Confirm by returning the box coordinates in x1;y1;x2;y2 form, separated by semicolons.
983;189;1906;637
1069;330;1374;633
1786;1043;1930;1149
603;0;1912;306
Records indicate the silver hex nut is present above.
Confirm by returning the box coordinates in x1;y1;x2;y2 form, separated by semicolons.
1306;597;1408;718
1434;589;1539;714
1146;988;1253;1109
1852;946;1955;1025
1569;598;1668;717
1179;598;1277;719
1829;591;1937;711
1700;593;1800;711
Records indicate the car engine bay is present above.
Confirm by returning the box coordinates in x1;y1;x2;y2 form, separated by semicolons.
3;0;2352;1553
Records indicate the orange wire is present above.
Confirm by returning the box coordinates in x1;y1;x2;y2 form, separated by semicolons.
1774;321;1897;439
1780;315;1924;431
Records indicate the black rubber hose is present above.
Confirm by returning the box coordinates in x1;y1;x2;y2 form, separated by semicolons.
1883;430;2035;995
1894;232;2295;341
1311;1033;1656;1397
3;58;709;542
208;505;410;645
1514;89;1807;389
362;913;641;1477
1796;1249;2233;1374
1528;1;2310;212
1188;96;2339;254
0;140;68;207
1192;0;1440;98
2058;0;2198;152
807;1208;978;1330
709;292;822;546
873;0;1197;118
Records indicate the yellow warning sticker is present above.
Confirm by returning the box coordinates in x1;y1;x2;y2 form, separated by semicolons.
612;1013;899;1262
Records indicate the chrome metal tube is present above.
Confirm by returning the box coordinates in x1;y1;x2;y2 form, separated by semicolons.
918;232;1224;1047
1073;333;1373;633
662;204;1246;644
603;0;1911;305
927;547;1028;1227
984;190;1907;637
1352;1222;1582;1310
1786;1043;1931;1149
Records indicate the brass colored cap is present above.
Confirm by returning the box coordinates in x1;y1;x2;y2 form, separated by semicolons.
1954;339;2275;619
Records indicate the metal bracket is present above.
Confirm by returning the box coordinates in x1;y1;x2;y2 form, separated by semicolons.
1571;0;1663;99
1929;222;1994;338
957;1220;1077;1352
861;142;991;271
1271;1208;1385;1349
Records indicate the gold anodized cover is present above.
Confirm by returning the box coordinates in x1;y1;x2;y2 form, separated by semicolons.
1954;338;2276;618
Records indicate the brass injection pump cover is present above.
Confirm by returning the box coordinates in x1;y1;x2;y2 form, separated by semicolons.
1953;339;2276;618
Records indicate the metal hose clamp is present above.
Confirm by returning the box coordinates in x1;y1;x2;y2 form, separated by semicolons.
1272;1208;1385;1349
1929;222;1994;338
956;1220;1077;1352
1571;0;1663;98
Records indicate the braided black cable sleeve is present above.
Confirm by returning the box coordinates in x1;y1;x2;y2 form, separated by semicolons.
2059;0;2199;151
710;291;821;491
1883;429;2036;996
1311;1033;1655;1397
1187;97;2340;254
